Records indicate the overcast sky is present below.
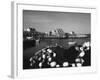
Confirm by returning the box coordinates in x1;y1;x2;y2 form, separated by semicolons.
23;10;91;34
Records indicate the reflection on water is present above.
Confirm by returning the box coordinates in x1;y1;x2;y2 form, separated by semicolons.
42;38;90;49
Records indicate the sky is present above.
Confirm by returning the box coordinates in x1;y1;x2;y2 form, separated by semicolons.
23;10;91;34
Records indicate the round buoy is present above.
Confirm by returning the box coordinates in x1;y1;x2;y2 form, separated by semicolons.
50;61;56;67
63;62;69;67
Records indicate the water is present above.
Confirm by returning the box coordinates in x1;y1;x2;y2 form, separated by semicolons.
23;38;90;69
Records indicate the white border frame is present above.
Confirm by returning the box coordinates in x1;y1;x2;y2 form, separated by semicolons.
11;1;97;78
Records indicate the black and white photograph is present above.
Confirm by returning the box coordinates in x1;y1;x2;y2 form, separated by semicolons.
23;10;91;69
